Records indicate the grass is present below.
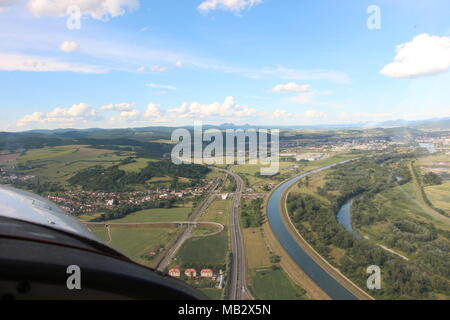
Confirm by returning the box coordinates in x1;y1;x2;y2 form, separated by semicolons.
242;228;272;269
250;268;308;300
199;288;223;300
17;145;129;186
425;181;450;215
176;232;228;267
105;207;192;223
200;199;232;227
192;224;222;236
118;158;157;173
108;226;178;267
89;225;109;242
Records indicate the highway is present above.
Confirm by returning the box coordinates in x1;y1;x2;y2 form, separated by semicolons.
156;178;223;272
219;168;253;300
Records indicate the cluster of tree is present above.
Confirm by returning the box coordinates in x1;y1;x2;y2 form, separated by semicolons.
422;172;443;186
391;220;438;242
89;199;175;221
11;178;64;194
241;198;263;228
68;160;210;191
0;132;174;158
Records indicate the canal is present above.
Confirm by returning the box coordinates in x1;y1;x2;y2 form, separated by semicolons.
266;160;359;300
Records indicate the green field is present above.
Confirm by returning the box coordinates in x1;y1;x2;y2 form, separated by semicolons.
200;199;232;226
250;268;308;300
106;207;192;223
175;232;228;267
118;158;157;173
425;181;450;215
199;288;223;300
108;226;178;267
17;145;129;186
89;225;109;242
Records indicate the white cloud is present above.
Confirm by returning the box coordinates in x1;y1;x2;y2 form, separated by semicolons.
272;82;310;93
16;112;44;127
175;61;184;68
136;66;145;72
17;103;99;127
380;33;450;78
59;40;79;52
143;103;161;118
114;109;140;121
146;83;176;90
169;96;257;119
0;52;105;73
198;0;262;13
100;103;135;112
150;65;168;72
27;0;139;20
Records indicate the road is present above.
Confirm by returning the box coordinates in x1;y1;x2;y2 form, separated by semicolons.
219;168;253;300
156;178;223;272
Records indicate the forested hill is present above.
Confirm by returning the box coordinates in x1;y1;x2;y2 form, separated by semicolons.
68;160;210;191
0;129;174;158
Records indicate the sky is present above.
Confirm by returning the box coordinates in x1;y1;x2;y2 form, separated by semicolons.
1;0;450;131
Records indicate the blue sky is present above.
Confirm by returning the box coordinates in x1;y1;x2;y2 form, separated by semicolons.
1;0;450;131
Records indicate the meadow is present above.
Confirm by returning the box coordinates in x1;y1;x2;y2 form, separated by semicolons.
250;268;308;300
103;207;192;223
175;232;229;267
101;226;179;268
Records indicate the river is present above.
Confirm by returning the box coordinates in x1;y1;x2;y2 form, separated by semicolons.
336;200;361;240
266;160;359;300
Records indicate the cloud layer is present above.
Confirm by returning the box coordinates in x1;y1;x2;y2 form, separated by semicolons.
17;103;99;126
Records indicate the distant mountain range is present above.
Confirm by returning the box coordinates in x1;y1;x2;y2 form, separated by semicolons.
4;117;450;135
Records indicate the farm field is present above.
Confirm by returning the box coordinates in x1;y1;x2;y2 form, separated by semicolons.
242;228;271;269
250;268;308;300
104;207;192;223
175;232;228;267
16;145;130;186
199;199;232;227
425;181;450;215
104;226;179;268
88;225;109;242
233;153;358;192
199;288;222;300
0;153;20;164
361;183;450;235
118;158;157;173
